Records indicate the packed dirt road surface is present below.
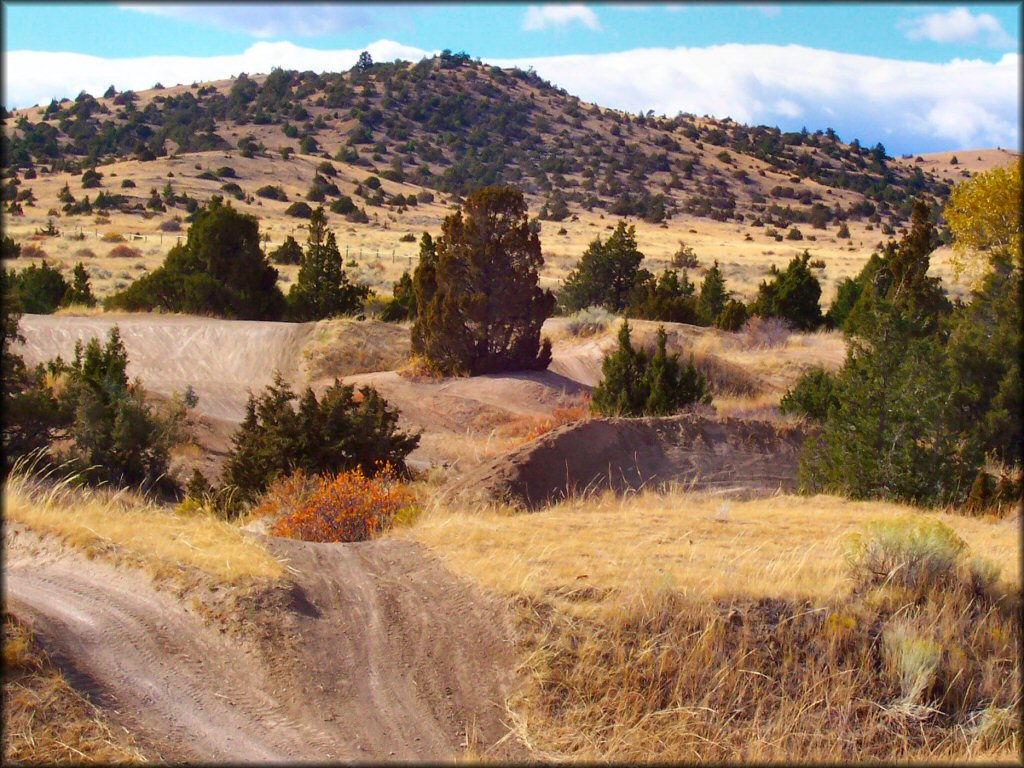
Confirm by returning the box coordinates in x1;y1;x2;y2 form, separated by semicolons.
4;529;524;763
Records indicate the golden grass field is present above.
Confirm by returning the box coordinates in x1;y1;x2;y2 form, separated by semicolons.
407;488;1020;615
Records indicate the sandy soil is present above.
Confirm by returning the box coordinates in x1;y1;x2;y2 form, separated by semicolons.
4;526;525;763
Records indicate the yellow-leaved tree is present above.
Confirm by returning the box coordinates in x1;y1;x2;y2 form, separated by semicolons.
944;161;1022;284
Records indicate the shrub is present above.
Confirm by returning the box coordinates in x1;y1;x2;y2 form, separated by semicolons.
158;218;182;232
256;185;288;201
220;182;244;199
268;466;415;543
399;232;416;243
105;198;285;320
285;201;313;218
251;469;318;521
787;227;803;240
330;195;357;215
592;321;710;417
2;234;21;260
101;232;125;243
379;270;416;322
47;327;189;490
844;516;998;602
715;299;748;331
269;235;303;265
108;244;142;259
221;374;419;504
8;261;67;314
779;367;837;420
565;306;616;337
750;251;823;330
120;179;136;188
19;243;47;261
737;316;792;350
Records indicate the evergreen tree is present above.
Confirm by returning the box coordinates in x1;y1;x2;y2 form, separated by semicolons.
61;262;97;307
411;187;554;375
715;299;749;331
591;320;648;416
269;235;303;265
11;261;68;314
221;373;419;505
750;251;823;330
106;197;286;320
287;206;367;320
696;260;728;326
626;269;699;324
592;322;710;417
844;200;950;338
1;274;64;467
380;270;417;321
559;220;645;313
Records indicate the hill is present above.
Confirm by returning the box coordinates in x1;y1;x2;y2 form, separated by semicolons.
2;52;1016;303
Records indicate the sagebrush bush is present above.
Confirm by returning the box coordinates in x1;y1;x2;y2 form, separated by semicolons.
844;516;999;603
564;306;616;337
268;465;415;543
108;244;142;259
736;316;792;350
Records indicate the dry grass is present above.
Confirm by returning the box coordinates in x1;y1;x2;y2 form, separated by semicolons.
410;490;1019;614
3;612;147;764
4;466;283;583
300;317;411;382
408;489;1020;762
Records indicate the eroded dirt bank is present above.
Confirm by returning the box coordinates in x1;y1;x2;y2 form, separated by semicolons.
455;414;809;508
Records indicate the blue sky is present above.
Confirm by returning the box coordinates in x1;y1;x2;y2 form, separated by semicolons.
4;3;1020;153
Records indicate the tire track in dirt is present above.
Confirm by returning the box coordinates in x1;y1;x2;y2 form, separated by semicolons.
4;557;347;762
4;533;525;763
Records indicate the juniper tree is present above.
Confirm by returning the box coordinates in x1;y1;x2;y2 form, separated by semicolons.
61;262;96;307
287;206;367;320
750;251;823;331
559;220;646;313
696;260;729;326
411;187;554;375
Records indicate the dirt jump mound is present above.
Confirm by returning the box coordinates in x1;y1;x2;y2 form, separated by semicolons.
456;415;809;509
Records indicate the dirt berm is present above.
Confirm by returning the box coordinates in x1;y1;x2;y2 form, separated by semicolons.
454;415;809;509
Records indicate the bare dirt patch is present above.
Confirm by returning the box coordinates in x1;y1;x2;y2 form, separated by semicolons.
454;414;808;509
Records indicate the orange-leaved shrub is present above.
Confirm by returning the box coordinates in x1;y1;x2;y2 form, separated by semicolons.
268;465;415;543
525;397;591;441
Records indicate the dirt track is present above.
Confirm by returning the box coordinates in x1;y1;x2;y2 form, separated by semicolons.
4;529;524;763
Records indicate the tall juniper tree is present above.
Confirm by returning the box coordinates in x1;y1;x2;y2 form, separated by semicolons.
411;187;554;375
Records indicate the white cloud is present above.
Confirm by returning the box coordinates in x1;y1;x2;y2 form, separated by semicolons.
119;3;379;38
4;41;1017;153
490;45;1019;151
4;40;432;107
742;4;782;18
901;7;1015;48
522;5;602;32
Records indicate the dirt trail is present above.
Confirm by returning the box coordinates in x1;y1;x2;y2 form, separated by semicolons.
4;531;524;763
